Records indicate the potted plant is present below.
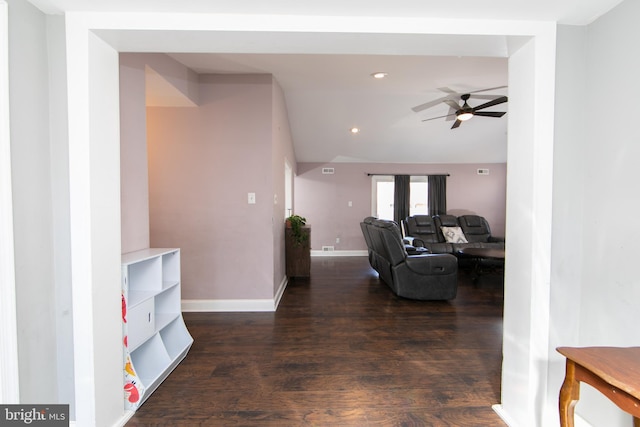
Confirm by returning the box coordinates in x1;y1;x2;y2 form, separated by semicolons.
285;214;308;246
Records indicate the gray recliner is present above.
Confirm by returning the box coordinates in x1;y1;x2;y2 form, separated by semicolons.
405;214;505;254
458;215;502;244
404;215;454;254
360;217;458;300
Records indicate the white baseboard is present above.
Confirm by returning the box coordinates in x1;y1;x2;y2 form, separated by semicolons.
273;275;288;310
575;414;593;427
311;250;368;257
182;298;275;312
181;276;289;312
492;405;593;427
492;404;516;426
111;410;134;427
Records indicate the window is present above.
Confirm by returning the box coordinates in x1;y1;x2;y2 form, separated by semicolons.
372;175;394;220
409;176;428;216
371;175;429;219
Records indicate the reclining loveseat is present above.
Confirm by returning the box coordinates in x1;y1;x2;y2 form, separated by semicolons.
360;217;458;300
404;214;504;254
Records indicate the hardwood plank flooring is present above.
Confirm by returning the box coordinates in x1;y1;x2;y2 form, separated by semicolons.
126;256;506;426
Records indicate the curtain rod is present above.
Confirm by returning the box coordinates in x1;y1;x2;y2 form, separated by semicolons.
366;173;450;177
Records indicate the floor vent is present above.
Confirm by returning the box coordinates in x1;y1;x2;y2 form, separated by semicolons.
322;246;335;251
322;167;335;174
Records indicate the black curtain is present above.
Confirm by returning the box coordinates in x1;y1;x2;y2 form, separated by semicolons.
393;175;410;225
428;175;447;216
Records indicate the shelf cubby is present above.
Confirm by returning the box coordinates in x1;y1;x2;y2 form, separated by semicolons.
161;317;193;359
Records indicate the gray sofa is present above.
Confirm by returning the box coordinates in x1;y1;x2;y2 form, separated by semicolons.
404;214;504;254
360;217;458;300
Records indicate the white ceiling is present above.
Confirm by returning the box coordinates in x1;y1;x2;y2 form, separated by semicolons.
166;53;509;163
29;0;624;164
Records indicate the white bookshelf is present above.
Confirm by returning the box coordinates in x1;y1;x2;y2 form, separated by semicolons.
121;248;193;410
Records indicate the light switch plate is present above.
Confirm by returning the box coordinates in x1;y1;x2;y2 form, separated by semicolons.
248;192;256;204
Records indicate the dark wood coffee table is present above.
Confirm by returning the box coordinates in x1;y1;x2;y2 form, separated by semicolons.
456;247;505;283
456;247;505;260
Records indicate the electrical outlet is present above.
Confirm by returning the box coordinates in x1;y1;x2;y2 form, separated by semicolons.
336;237;340;244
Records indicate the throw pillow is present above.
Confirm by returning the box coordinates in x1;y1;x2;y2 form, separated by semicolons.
441;226;468;243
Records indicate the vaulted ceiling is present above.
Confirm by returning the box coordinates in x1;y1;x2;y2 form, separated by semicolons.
166;53;509;163
29;0;625;163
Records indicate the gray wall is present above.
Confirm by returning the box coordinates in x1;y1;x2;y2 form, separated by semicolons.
549;1;640;425
8;0;58;404
295;162;506;251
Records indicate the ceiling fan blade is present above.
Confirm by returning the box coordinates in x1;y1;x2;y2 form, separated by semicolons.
422;113;457;122
474;111;506;118
469;93;506;100
445;108;457;121
451;119;462;129
468;85;508;94
411;96;450;112
473;96;508;111
440;85;507;96
413;86;508;113
437;87;458;94
443;99;460;110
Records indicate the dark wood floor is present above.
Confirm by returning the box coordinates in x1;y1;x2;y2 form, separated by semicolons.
126;256;506;426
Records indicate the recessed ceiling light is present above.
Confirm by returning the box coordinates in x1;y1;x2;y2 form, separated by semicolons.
350;127;360;134
371;72;388;79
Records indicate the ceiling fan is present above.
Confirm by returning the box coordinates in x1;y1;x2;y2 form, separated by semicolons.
412;86;508;129
424;94;509;129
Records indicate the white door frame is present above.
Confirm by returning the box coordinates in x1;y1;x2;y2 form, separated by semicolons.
284;159;293;219
61;11;557;426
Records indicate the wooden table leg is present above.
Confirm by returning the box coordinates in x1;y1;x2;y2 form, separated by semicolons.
634;416;640;427
559;359;580;427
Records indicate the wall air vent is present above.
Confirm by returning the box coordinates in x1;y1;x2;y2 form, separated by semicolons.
322;246;335;252
322;168;335;175
477;168;490;175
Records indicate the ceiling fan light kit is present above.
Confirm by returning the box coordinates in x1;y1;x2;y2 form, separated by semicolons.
456;112;474;121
